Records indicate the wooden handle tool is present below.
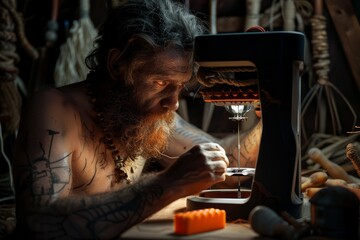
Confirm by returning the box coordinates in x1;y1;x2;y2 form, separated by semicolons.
301;171;328;191
308;147;360;184
325;178;347;187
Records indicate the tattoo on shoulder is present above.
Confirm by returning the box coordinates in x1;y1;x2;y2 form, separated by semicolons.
17;129;71;204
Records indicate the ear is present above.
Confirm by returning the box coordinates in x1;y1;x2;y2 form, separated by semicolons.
107;48;122;81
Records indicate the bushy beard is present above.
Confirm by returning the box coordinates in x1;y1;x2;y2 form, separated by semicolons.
102;86;175;160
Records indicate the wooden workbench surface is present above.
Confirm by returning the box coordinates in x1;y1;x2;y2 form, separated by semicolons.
120;197;281;239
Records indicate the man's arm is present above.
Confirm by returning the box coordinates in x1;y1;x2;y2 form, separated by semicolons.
13;89;78;235
160;113;262;189
218;119;262;169
13;90;171;238
13;91;228;239
20;173;181;238
163;112;262;168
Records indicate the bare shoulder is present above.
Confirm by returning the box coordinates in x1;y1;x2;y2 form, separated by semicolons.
24;87;78;115
16;85;90;157
20;85;87;132
13;84;90;194
13;87;85;212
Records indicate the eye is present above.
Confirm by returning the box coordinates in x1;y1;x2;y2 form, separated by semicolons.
154;80;168;87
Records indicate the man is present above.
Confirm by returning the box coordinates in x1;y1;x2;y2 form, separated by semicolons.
12;0;260;238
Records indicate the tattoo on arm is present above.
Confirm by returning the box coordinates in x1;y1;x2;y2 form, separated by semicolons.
28;180;165;239
175;117;217;145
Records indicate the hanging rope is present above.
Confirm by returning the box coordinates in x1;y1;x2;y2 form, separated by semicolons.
301;0;357;143
261;0;313;32
197;67;258;88
0;0;38;133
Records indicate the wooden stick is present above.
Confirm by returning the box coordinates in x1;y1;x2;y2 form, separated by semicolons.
244;0;261;30
325;0;360;93
313;0;323;15
308;147;360;184
325;178;347;187
283;0;296;31
321;134;358;158
301;171;328;191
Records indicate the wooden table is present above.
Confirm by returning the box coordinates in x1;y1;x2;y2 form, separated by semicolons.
120;197;294;239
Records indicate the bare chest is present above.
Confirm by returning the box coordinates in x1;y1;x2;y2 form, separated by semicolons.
70;134;146;194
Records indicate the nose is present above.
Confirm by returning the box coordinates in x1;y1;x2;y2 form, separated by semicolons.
161;94;179;111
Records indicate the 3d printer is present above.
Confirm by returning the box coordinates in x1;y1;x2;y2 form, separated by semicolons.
187;30;305;221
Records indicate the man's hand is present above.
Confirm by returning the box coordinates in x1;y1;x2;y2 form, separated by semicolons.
164;143;229;196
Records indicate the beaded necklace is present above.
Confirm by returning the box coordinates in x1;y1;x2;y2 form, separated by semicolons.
86;78;131;184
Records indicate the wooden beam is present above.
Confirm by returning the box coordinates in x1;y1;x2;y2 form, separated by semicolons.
325;0;360;92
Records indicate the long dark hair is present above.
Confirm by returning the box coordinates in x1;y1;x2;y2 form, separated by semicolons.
85;0;207;83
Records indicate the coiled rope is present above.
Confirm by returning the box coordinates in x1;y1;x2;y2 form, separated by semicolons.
197;67;258;88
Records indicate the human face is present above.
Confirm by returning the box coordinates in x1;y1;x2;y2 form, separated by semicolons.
102;49;193;158
131;49;194;116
